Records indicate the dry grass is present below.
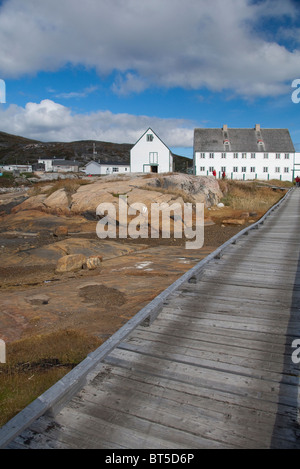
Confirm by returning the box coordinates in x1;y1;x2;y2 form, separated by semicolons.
28;178;92;197
0;330;102;427
44;178;91;197
218;180;287;212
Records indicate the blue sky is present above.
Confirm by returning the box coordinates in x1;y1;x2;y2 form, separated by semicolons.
0;0;300;158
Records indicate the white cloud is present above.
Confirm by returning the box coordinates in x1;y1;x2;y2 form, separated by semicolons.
54;86;98;99
0;99;195;147
0;0;299;98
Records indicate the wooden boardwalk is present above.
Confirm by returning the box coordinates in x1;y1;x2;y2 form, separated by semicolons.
6;189;300;449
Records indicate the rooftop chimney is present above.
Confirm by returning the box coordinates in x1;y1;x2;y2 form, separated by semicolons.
255;124;260;132
223;125;228;132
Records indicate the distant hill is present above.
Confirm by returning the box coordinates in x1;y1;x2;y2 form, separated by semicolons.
0;131;193;172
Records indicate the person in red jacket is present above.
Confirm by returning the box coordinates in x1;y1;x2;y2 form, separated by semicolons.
212;169;217;178
296;176;300;187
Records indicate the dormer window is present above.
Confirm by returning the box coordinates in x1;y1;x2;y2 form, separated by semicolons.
224;139;230;151
147;134;154;142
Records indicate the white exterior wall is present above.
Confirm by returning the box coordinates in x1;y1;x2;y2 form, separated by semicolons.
99;165;130;175
1;164;32;172
130;129;173;173
84;161;130;175
38;159;53;172
194;151;295;181
53;165;79;173
294;152;300;177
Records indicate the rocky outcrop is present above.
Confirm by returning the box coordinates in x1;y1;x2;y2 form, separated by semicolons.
9;174;223;218
43;189;70;213
147;174;223;207
86;255;103;270
55;253;87;273
1;174;223;245
53;226;69;237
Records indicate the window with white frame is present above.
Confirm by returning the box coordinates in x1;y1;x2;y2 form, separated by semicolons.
233;167;238;172
209;166;214;172
285;153;290;159
112;167;119;172
221;153;226;158
242;153;247;159
264;153;269;159
241;167;246;173
209;153;214;159
275;167;280;173
276;153;281;159
149;152;158;164
147;134;154;142
263;167;268;173
233;153;238;159
284;167;289;173
199;166;205;172
251;153;256;158
250;167;255;173
221;166;226;173
200;153;205;158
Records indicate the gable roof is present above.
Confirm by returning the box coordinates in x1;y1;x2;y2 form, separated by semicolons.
194;126;295;153
132;127;172;153
52;159;81;166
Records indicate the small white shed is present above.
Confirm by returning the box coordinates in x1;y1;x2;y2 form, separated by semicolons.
130;128;174;173
84;161;130;175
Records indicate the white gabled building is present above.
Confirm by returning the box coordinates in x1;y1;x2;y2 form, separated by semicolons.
0;164;32;173
37;158;80;172
83;160;130;175
194;124;296;182
130;128;174;174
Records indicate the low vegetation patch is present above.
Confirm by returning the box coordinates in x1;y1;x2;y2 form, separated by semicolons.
218;179;288;212
0;172;18;188
0;330;102;427
45;178;91;197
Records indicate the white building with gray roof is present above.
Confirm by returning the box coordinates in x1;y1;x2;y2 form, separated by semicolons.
130;128;174;174
194;124;296;181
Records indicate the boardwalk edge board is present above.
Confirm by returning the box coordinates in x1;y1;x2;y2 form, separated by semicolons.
0;188;293;449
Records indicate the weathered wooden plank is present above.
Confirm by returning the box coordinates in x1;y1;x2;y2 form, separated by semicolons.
55;399;229;449
74;368;298;448
120;338;295;376
65;380;273;448
104;348;299;406
131;325;294;356
149;312;300;335
101;365;298;423
159;307;298;328
161;303;298;323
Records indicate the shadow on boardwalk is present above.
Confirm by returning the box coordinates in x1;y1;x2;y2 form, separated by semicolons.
271;224;300;448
